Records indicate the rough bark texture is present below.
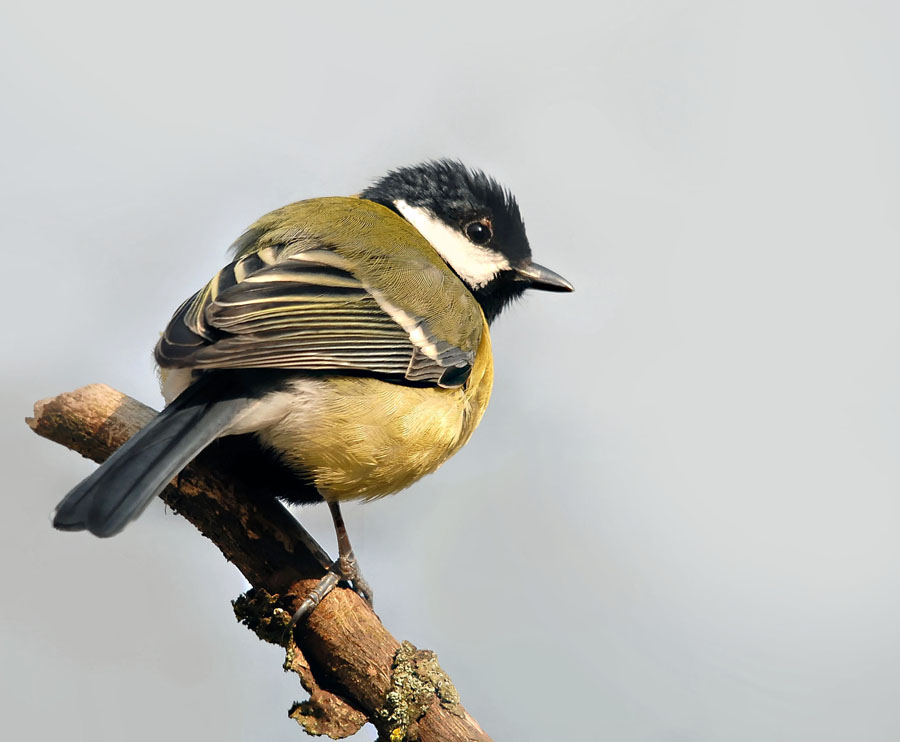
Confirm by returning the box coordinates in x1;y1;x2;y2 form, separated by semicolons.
28;384;491;742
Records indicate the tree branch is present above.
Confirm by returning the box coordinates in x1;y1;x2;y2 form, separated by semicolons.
28;384;491;742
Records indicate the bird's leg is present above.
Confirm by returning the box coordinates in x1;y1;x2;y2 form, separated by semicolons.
328;501;374;604
289;501;373;627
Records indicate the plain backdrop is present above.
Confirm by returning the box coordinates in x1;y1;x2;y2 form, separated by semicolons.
3;1;899;740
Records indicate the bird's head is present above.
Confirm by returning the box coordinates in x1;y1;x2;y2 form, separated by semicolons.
361;159;573;323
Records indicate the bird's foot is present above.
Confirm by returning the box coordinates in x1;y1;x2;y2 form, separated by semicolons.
338;550;374;606
288;553;374;629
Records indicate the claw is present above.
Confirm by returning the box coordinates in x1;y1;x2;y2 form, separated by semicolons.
350;573;374;606
288;569;340;629
286;501;375;632
287;556;374;631
338;550;374;607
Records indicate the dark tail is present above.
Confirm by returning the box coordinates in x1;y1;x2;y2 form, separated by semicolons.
52;374;254;537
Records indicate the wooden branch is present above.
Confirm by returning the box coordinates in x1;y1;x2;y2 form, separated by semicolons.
28;384;491;742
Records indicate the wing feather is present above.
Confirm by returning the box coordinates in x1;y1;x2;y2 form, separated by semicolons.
156;240;475;387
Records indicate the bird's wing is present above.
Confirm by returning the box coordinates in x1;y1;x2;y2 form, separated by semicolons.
155;237;479;388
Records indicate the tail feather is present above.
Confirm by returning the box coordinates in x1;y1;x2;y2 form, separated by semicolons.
52;375;253;537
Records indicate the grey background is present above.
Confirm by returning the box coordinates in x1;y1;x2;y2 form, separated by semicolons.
3;1;899;740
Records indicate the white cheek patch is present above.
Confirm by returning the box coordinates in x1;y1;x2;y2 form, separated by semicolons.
394;200;509;289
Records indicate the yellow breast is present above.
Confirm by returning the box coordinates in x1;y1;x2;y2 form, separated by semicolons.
258;319;494;501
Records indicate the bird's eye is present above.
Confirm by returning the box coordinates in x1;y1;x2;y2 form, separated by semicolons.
465;220;493;245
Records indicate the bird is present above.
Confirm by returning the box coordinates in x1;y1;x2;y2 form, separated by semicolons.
51;159;573;620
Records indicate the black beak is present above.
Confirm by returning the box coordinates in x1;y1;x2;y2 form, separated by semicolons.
516;261;574;292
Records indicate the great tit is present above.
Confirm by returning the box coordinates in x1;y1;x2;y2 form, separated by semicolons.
52;159;572;618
